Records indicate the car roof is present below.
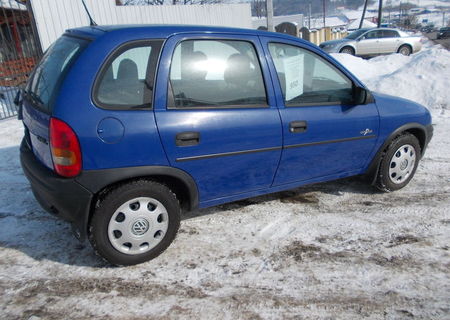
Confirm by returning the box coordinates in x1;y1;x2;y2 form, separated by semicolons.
66;24;300;42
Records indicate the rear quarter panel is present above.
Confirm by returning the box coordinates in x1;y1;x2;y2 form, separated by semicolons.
52;31;170;170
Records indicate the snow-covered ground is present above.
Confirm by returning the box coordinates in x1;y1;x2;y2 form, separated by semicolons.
1;43;449;319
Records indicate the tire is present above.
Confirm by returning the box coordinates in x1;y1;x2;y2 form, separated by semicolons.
398;45;412;56
340;46;355;55
376;133;421;192
89;180;181;266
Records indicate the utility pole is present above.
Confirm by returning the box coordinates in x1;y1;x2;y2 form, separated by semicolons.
322;0;326;28
309;2;311;29
377;0;383;28
266;0;274;32
359;0;369;29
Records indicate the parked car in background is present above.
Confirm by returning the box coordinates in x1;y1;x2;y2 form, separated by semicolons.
420;25;435;33
20;25;432;266
320;28;422;56
437;27;450;39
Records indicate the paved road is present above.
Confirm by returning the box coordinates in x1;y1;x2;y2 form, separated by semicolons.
425;31;450;49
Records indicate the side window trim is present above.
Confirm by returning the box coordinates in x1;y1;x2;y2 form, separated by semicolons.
267;41;355;108
167;38;269;110
92;39;163;110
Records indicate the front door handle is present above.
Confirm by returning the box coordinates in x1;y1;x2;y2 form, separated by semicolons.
176;131;200;146
289;121;307;133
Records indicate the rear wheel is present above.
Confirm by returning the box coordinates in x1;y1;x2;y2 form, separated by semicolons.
340;46;355;55
89;180;181;266
376;133;421;192
398;45;412;56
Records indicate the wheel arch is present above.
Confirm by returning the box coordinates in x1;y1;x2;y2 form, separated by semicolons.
398;43;412;53
75;166;199;240
365;123;429;184
340;45;356;54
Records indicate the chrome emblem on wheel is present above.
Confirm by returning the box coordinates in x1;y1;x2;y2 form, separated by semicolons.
107;197;169;255
131;219;149;236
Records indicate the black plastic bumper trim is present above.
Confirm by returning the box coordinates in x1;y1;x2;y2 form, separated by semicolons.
20;138;93;241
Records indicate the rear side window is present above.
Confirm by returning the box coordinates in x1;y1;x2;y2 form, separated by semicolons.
382;30;399;38
25;35;88;113
268;43;353;106
168;39;267;108
94;40;162;109
364;30;382;39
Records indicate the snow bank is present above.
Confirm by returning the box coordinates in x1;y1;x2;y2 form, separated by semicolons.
332;45;450;114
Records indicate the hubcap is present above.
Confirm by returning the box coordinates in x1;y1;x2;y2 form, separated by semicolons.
388;144;416;184
108;197;169;255
342;48;353;54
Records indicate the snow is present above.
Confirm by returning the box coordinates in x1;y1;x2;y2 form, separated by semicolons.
347;18;377;30
331;43;450;112
0;0;26;11
361;0;450;10
1;44;450;318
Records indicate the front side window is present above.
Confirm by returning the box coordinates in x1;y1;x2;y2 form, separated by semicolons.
268;43;353;106
168;39;267;108
95;41;162;109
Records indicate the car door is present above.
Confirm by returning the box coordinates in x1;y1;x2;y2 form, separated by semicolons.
260;36;379;186
356;30;382;55
154;34;282;204
379;29;401;54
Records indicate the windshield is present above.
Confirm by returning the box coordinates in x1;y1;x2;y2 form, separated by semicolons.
345;29;370;40
25;35;89;113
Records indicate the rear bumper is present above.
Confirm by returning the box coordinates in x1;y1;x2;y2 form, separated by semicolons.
20;138;93;241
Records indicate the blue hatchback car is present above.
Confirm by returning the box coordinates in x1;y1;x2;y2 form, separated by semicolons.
20;25;433;265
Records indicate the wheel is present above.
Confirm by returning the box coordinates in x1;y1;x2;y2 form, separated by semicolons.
340;46;355;55
89;180;181;266
376;133;421;192
398;45;412;56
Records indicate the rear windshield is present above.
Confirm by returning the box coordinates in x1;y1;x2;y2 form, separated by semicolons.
25;35;89;113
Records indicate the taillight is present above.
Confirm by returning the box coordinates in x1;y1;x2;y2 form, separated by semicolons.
49;117;82;177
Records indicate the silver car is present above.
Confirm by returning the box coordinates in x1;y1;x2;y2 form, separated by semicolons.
319;28;422;57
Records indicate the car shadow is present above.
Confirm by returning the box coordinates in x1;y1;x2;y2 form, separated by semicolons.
0;143;380;268
183;175;380;220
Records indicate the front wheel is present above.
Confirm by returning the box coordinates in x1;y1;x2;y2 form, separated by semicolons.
340;46;355;55
89;180;181;266
376;133;421;192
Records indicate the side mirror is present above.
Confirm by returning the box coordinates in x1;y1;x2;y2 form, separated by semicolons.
352;85;368;105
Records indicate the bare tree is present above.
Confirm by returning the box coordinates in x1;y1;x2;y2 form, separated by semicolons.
252;0;265;18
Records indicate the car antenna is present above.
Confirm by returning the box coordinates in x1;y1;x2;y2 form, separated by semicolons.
81;0;97;26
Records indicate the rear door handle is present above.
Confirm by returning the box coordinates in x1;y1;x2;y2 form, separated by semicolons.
176;131;200;146
289;121;307;133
